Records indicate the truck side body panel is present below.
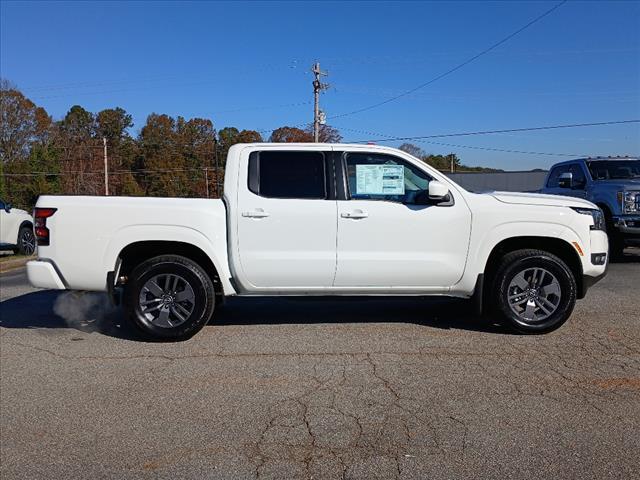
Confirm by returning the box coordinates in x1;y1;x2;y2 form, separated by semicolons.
33;196;234;294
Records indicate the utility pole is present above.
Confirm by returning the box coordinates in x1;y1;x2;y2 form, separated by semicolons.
204;167;210;198
312;62;329;142
450;153;455;174
103;137;109;196
214;138;220;198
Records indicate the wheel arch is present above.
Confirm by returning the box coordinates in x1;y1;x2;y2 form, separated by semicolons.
483;236;584;300
105;224;234;297
18;219;33;230
116;240;228;301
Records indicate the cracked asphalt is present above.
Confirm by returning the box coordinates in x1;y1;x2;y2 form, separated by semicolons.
1;250;639;479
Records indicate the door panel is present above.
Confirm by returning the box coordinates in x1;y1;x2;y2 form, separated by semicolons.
0;209;16;245
335;199;471;287
236;150;337;289
334;152;471;288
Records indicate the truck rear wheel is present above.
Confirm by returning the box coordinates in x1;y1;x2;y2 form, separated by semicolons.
492;249;576;334
125;255;215;341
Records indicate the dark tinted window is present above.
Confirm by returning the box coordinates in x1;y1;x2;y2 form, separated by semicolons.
569;164;586;188
546;165;569;187
587;160;640;180
250;151;326;199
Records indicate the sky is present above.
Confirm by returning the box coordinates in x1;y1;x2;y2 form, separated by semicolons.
1;0;639;170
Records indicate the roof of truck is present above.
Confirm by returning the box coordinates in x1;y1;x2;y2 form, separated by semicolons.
550;156;638;167
231;142;401;149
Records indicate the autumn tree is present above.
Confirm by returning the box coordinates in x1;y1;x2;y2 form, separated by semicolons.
217;127;263;170
96;107;132;143
269;125;342;143
177;116;216;197
138;114;184;197
96;107;140;195
399;143;425;159
305;125;342;143
0;80;57;204
269;126;310;143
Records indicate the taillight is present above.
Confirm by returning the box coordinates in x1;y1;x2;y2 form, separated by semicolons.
33;208;57;246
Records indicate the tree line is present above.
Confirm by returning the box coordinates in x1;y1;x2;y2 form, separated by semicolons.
1;79;493;209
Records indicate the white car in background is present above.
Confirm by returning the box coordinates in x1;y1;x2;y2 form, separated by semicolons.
0;199;36;255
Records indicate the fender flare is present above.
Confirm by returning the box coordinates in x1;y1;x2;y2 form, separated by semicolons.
103;224;234;295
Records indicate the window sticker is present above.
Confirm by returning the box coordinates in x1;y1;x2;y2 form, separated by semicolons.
355;164;405;195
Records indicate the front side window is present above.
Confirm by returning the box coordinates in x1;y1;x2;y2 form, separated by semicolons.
249;151;326;199
345;152;431;204
546;165;569;187
569;164;586;189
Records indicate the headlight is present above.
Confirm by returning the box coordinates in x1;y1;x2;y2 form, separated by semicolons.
617;191;639;214
571;207;606;231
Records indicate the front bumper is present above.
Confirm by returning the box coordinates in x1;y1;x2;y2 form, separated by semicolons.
613;215;640;236
579;265;608;299
26;260;66;290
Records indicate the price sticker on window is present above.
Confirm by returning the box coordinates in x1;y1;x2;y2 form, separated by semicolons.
356;164;405;195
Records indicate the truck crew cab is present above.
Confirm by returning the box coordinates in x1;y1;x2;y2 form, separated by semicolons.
27;144;608;340
540;156;639;258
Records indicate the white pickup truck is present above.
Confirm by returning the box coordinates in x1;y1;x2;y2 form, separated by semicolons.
28;143;608;340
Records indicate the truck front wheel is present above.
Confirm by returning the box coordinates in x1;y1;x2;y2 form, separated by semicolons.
492;249;577;334
125;255;215;341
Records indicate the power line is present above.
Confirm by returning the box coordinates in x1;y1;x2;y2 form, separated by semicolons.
2;167;217;177
328;0;568;121
335;126;584;156
344;119;640;143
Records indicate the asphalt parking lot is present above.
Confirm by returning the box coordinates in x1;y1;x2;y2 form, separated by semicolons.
1;250;639;479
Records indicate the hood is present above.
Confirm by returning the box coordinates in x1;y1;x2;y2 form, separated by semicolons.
490;191;597;209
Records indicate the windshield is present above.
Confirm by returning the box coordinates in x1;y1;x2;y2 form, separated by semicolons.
587;160;640;180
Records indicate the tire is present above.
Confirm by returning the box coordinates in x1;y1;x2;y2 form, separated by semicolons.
16;226;36;256
602;208;625;260
124;255;215;341
492;249;577;334
609;236;625;260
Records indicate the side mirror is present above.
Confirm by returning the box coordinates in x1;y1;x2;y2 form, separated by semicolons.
4;203;12;213
558;172;573;189
428;181;449;200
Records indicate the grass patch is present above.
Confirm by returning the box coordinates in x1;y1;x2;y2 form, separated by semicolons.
0;253;35;273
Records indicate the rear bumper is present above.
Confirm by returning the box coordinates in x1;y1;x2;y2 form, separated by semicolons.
26;260;66;290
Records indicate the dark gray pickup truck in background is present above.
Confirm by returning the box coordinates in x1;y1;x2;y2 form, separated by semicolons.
541;156;640;257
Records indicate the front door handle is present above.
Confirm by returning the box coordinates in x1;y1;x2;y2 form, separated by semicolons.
242;209;270;218
341;210;368;219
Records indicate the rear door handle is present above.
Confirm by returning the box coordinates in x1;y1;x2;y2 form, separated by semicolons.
341;210;368;219
242;209;270;218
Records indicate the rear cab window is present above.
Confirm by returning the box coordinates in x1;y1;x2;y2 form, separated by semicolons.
248;151;327;199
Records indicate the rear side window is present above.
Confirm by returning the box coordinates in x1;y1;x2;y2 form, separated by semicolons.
249;151;326;199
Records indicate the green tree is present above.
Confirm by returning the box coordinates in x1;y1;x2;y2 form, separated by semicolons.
96;107;133;144
60;105;95;142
